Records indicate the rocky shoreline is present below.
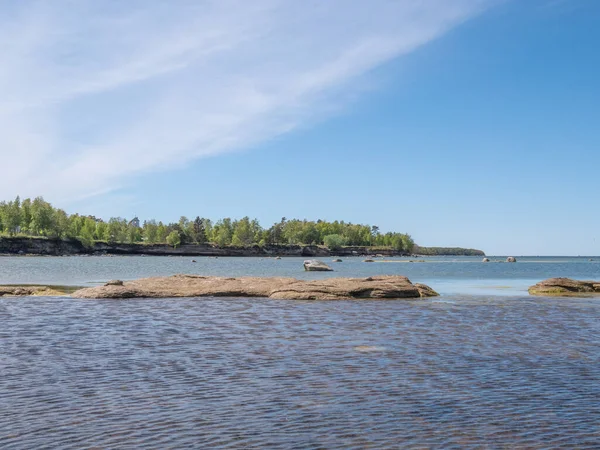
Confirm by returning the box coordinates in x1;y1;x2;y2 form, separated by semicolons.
4;277;600;300
72;275;439;300
0;237;399;257
528;278;600;297
0;237;485;258
0;275;439;300
0;285;74;297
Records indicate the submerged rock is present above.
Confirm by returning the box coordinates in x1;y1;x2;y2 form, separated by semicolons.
528;278;600;296
72;274;439;300
414;283;439;297
354;345;386;353
303;260;333;272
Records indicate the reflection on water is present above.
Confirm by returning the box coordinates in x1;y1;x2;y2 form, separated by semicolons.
1;295;599;448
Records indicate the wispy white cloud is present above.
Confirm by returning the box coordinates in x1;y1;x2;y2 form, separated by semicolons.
0;0;497;203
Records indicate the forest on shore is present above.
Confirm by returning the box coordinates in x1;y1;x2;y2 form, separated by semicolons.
0;196;415;252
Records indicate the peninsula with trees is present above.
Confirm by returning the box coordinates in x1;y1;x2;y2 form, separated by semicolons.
0;196;485;257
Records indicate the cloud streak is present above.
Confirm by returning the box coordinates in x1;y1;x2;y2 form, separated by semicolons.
0;0;496;203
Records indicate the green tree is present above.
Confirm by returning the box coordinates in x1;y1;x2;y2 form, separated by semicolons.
127;224;142;243
232;216;254;246
52;209;71;239
401;234;415;253
156;222;168;243
96;222;110;241
78;218;97;248
107;218;127;243
0;196;22;235
20;198;32;233
202;218;213;243
0;195;421;252
213;218;233;246
166;230;181;248
143;220;159;244
323;234;346;250
192;216;207;244
30;197;54;236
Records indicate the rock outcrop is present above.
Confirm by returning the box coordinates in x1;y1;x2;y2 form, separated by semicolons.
0;285;70;297
303;260;333;272
528;278;600;296
72;274;439;300
0;237;485;258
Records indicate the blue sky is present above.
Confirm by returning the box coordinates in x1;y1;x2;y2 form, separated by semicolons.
1;0;599;255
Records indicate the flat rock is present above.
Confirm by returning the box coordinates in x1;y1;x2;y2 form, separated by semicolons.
0;285;70;297
72;274;439;300
303;260;333;271
528;278;600;296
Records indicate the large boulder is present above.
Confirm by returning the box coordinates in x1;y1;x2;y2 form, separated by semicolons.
72;274;439;300
506;256;517;263
303;260;333;272
528;278;600;296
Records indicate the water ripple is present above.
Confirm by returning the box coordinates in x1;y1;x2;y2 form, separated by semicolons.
1;295;599;448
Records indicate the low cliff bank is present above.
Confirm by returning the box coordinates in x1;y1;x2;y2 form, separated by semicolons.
0;237;484;257
0;237;327;257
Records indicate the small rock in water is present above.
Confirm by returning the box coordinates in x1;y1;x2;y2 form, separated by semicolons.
332;258;342;262
363;259;374;263
275;256;282;260
191;259;197;263
506;256;517;263
303;260;333;271
482;258;490;262
354;345;386;353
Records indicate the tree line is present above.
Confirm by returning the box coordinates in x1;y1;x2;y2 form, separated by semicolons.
0;196;415;251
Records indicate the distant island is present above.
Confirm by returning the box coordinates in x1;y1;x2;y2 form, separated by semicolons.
0;196;484;257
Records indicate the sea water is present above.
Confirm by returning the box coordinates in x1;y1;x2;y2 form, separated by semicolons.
1;256;599;448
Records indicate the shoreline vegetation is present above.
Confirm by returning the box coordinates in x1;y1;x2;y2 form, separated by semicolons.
0;196;485;257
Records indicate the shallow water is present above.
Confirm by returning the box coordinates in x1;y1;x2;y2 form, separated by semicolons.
1;255;599;296
1;295;599;448
1;256;599;448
